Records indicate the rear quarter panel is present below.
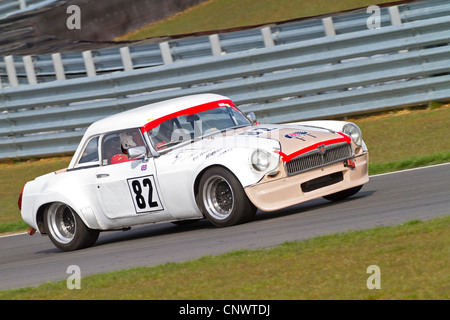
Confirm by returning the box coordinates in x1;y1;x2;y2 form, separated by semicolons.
21;169;102;231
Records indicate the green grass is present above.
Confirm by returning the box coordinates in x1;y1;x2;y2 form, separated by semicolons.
369;152;450;175
1;104;449;234
1;215;448;299
120;0;398;40
349;104;450;174
352;106;450;164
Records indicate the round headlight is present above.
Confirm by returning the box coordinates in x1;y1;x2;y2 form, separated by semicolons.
343;123;362;146
251;149;270;172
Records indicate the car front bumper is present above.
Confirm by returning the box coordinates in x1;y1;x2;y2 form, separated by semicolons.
244;152;369;212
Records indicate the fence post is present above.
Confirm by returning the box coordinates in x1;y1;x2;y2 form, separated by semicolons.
209;34;222;56
23;55;37;85
52;53;66;81
83;51;96;77
322;17;336;36
4;55;19;87
389;6;407;53
261;27;275;47
18;0;27;10
159;42;173;64
120;46;134;71
389;6;402;25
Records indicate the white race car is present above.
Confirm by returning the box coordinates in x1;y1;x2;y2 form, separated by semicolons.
19;94;369;251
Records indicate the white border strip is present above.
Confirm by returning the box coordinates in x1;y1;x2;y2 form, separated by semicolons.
0;231;27;238
370;162;450;178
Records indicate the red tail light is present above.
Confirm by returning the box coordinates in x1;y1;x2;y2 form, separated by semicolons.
18;184;25;211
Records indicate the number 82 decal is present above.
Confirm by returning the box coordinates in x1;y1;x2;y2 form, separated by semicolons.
127;175;164;213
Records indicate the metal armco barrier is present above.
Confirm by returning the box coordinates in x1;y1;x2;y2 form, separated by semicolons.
0;0;57;19
1;5;450;158
1;0;450;86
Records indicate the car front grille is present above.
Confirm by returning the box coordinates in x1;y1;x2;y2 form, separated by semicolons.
285;143;353;176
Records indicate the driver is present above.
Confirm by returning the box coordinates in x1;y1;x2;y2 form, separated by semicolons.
111;130;143;164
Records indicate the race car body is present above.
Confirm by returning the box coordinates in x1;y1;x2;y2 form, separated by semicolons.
19;93;369;251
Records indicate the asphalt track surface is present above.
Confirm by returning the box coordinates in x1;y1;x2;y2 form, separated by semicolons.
1;163;449;290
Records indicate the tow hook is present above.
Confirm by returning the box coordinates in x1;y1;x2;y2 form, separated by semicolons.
344;159;356;169
27;226;36;236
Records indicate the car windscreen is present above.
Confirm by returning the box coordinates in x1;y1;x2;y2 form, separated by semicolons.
147;106;251;151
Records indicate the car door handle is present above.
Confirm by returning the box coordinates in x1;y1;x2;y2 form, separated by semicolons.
96;174;109;178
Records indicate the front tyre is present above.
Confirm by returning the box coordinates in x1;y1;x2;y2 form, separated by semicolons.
44;202;99;251
198;167;256;227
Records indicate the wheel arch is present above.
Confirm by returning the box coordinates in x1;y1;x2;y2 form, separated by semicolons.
193;164;233;210
193;163;260;213
36;203;48;234
34;198;101;234
192;148;265;199
193;164;257;227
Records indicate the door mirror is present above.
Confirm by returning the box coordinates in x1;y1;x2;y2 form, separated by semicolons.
247;112;257;123
128;146;147;159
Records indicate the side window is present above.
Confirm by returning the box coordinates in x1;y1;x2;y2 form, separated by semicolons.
102;128;146;165
78;136;99;165
102;133;122;165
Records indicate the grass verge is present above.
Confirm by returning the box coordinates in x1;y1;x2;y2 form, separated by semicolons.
369;152;450;175
1;215;448;299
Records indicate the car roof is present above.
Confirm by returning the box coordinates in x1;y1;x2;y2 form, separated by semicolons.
84;93;231;136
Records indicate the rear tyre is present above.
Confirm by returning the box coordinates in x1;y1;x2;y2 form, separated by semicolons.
44;202;100;251
323;185;363;202
198;167;256;227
